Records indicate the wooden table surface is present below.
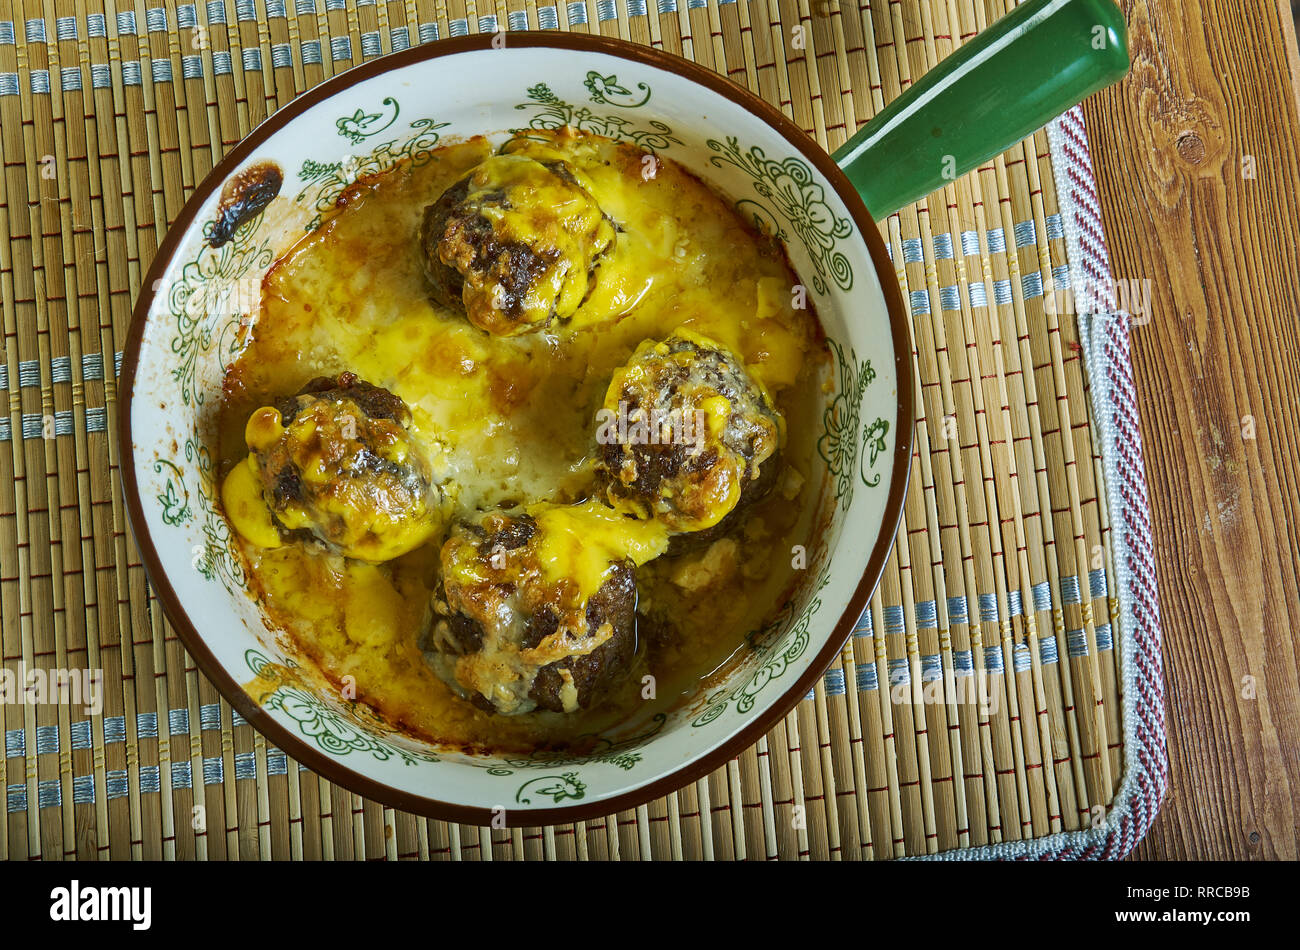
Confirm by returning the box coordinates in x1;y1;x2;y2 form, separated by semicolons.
1081;0;1300;860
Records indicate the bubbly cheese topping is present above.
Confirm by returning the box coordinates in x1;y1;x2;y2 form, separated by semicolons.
236;393;446;563
218;129;825;750
432;502;655;715
599;331;780;533
435;153;615;335
526;500;670;599
221;456;283;549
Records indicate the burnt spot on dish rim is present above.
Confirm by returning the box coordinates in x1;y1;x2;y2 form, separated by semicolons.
208;160;284;247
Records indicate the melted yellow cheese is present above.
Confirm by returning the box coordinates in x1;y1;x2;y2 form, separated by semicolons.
526;500;670;599
221;456;282;549
443;153;614;335
599;330;775;532
232;395;446;563
343;562;413;648
245;405;285;451
218;131;828;752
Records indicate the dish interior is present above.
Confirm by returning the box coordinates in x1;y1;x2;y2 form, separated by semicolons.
218;129;830;753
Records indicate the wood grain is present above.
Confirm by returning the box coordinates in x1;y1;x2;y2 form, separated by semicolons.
1082;0;1300;859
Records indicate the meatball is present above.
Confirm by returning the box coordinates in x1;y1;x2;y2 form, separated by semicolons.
595;331;783;542
423;501;668;715
240;373;446;563
420;153;615;336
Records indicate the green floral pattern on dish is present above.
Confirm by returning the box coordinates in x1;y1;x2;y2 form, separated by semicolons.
152;459;192;527
691;566;832;727
484;714;667;774
185;438;248;593
335;96;401;144
818;339;877;510
165;214;273;408
245;649;440;765
861;417;890;488
296;115;451;232
514;76;681;151
706;136;854;295
583;71;651;107
515;773;587;805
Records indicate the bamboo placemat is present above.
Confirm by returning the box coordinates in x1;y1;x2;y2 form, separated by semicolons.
0;0;1128;860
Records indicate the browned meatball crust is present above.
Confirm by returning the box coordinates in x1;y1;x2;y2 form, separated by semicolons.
420;153;615;336
241;373;446;562
423;502;667;715
595;332;783;546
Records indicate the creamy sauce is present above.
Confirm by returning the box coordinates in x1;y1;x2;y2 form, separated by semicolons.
219;131;829;754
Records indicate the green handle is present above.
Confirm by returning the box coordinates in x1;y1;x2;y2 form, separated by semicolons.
833;0;1129;219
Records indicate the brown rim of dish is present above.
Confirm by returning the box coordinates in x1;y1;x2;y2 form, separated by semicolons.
119;31;914;828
